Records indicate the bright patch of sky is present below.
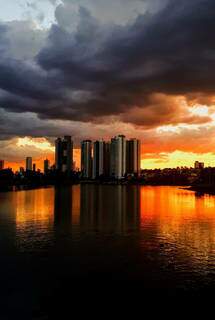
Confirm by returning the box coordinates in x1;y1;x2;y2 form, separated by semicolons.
0;0;59;28
0;0;168;29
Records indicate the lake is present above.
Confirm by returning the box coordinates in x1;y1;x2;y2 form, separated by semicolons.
0;185;215;317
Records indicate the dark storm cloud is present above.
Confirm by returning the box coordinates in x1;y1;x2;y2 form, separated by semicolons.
1;0;215;130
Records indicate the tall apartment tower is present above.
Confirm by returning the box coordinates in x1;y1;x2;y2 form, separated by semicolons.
44;159;50;174
104;142;111;177
93;141;102;179
93;141;110;179
62;136;73;173
81;140;92;179
55;138;62;171
0;160;4;171
55;136;73;173
126;139;141;176
26;157;33;171
110;135;126;179
110;138;117;178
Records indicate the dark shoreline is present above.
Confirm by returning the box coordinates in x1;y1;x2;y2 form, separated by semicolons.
0;184;54;193
185;185;215;195
1;182;215;196
0;182;191;193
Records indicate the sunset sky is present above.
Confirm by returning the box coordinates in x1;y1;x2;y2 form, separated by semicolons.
1;0;215;171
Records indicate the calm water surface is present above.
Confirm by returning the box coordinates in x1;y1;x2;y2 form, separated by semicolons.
0;185;215;316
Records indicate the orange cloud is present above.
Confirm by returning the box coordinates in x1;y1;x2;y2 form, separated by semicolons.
120;94;212;128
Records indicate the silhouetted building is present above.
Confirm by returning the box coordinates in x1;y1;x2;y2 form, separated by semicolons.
110;135;126;179
104;142;111;177
55;136;73;173
55;138;62;171
54;186;72;227
126;139;141;176
0;160;4;171
93;141;110;179
81;140;92;178
110;138;117;178
33;164;36;172
195;161;204;170
44;159;50;174
26;157;33;171
20;167;25;174
93;141;100;179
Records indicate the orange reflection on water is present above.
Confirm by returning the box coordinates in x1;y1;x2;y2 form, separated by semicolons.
12;185;215;264
15;188;55;227
140;186;215;265
71;186;81;225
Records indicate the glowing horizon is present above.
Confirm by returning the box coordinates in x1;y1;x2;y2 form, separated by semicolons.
4;148;215;173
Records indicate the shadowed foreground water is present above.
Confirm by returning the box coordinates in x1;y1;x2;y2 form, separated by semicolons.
0;185;215;317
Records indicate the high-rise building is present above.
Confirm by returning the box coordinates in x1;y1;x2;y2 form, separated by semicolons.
33;163;36;172
104;142;111;177
44;159;50;174
110;138;117;178
126;139;141;176
62;136;73;173
55;138;62;171
55;136;73;173
93;141;110;179
81;140;92;179
93;141;100;179
26;157;33;171
0;160;4;171
110;135;126;179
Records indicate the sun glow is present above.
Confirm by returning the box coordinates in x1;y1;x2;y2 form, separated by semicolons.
141;151;215;169
189;105;209;117
16;137;54;151
156;124;191;134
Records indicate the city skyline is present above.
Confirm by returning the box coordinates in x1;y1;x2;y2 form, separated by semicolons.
5;135;142;177
1;1;215;171
0;134;209;174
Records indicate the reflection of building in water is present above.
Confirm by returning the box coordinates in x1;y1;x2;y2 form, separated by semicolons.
80;185;140;233
54;185;81;228
0;191;17;252
54;186;72;227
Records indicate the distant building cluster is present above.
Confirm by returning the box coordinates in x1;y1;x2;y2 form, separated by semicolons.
1;146;215;190
0;160;4;171
56;135;141;179
194;161;205;170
